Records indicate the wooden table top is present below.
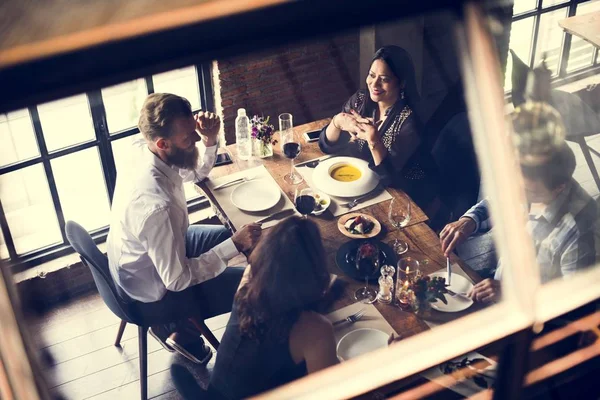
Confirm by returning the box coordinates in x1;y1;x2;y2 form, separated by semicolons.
195;118;484;337
559;11;600;49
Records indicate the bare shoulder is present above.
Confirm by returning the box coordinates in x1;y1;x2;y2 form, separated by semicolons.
291;311;333;343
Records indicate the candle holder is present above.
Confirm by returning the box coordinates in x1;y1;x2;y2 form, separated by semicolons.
396;280;413;310
397;257;420;284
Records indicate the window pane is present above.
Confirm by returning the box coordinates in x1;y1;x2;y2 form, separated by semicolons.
0;165;62;254
101;79;148;134
0;109;39;167
505;17;536;91
514;0;537;15
0;230;9;260
112;134;200;201
153;66;201;110
567;0;600;72
542;0;568;8
38;94;95;152
112;134;142;180
52;148;111;231
533;7;569;76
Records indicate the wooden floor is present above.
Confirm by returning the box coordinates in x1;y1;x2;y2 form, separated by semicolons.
31;291;228;400
29;135;600;400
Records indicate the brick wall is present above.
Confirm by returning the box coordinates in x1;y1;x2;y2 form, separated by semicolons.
215;32;360;144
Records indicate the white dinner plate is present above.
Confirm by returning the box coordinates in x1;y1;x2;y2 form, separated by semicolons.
429;272;474;313
336;328;389;362
230;179;281;212
312;156;379;198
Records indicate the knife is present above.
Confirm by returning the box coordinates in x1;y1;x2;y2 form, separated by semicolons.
446;257;452;286
254;208;295;224
295;154;334;168
213;177;247;190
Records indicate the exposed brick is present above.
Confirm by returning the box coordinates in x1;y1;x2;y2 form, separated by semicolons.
217;32;360;138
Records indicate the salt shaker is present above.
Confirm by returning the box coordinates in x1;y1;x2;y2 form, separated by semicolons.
377;275;394;304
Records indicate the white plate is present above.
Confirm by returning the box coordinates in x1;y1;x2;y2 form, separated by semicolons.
312;157;379;198
230;179;281;212
429;272;474;313
336;328;389;361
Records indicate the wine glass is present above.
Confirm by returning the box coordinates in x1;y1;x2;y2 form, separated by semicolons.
354;242;379;303
280;113;303;185
388;193;411;255
294;183;315;218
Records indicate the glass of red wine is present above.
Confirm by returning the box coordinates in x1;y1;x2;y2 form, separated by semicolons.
279;113;303;185
354;242;379;303
294;183;316;218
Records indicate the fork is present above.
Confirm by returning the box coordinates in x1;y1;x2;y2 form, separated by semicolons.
342;194;372;209
332;308;366;326
446;288;470;300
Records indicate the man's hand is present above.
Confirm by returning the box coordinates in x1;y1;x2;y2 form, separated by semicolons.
195;112;221;144
468;278;501;303
231;223;262;253
439;217;477;257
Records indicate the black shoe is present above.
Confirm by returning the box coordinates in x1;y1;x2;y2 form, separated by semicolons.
167;332;213;364
149;325;175;352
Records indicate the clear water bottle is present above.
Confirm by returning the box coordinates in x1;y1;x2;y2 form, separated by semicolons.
235;108;252;160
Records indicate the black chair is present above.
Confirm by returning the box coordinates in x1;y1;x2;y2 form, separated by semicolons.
65;221;220;400
431;112;481;220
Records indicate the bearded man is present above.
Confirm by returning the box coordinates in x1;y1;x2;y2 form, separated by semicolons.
107;93;261;364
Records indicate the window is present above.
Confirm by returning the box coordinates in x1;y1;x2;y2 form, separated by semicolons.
505;0;600;92
0;65;213;270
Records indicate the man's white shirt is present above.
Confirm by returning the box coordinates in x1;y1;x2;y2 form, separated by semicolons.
107;138;239;302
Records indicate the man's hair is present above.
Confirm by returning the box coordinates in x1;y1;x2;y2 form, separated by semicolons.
520;144;576;190
138;93;192;141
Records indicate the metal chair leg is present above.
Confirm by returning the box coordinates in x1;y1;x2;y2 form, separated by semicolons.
578;137;600;192
189;317;220;350
114;320;127;347
138;326;148;400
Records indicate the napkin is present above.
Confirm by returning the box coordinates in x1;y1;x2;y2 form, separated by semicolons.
206;165;300;230
325;302;398;344
296;156;392;217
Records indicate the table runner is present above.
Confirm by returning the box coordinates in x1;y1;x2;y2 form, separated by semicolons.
205;165;300;230
296;156;392;217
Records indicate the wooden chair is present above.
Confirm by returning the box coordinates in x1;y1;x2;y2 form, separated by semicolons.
65;221;219;400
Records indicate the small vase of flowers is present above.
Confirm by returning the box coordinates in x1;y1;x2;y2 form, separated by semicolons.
251;115;277;158
410;275;448;318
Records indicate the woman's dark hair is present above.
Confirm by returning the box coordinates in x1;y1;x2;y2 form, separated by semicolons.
235;216;330;341
371;45;421;105
520;144;576;190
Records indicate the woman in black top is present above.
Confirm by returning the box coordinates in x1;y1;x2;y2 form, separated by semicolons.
319;45;442;221
171;217;339;399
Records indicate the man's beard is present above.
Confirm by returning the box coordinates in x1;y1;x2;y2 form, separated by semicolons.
165;145;199;170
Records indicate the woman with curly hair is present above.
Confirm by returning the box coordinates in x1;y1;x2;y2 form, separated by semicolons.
171;216;338;399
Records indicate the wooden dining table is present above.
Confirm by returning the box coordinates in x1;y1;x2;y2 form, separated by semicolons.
195;118;485;340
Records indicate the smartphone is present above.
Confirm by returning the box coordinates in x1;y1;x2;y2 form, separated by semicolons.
215;152;233;166
303;130;321;143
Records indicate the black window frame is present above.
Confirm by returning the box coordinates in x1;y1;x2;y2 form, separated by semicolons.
508;0;600;91
0;63;214;273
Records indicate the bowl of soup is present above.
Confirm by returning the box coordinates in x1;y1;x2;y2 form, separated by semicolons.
330;164;362;182
312;157;379;197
